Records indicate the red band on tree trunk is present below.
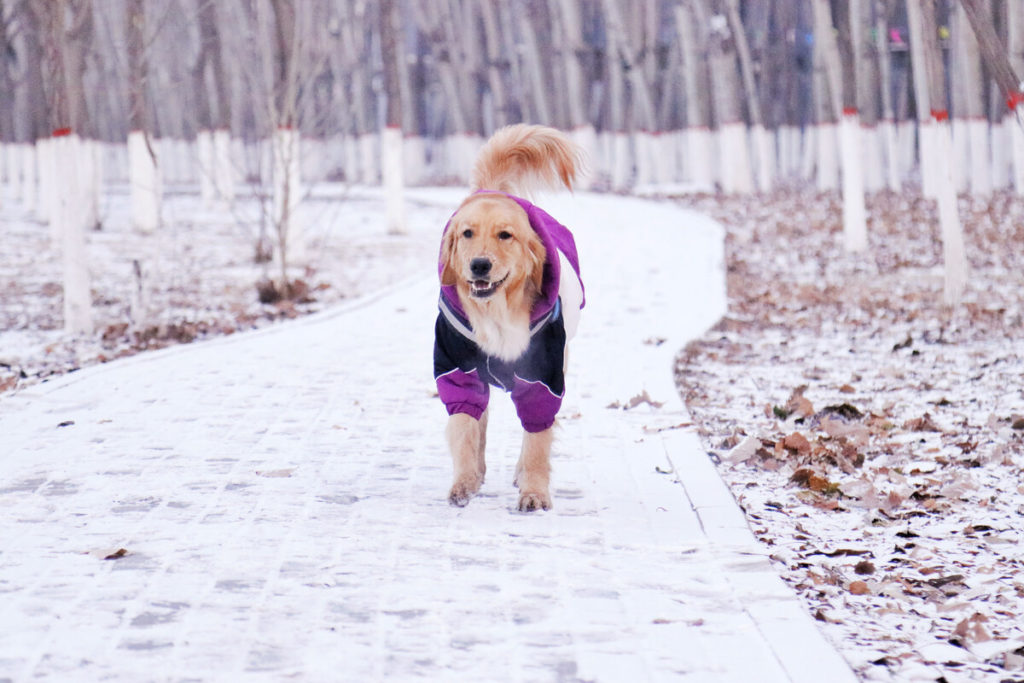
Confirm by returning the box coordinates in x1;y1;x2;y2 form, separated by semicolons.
930;109;949;122
53;128;72;137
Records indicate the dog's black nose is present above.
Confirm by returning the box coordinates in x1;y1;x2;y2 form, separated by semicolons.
470;257;492;278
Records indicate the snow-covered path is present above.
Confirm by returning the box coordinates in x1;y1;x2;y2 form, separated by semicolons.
0;191;855;681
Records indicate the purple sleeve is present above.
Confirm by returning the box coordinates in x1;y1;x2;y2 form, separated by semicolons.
510;376;562;433
437;368;489;420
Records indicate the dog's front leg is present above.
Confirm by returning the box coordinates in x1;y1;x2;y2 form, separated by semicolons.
447;412;486;506
514;427;553;511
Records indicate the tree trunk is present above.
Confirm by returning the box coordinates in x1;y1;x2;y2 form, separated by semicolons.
874;2;902;190
951;3;991;195
125;0;161;232
909;0;968;306
725;0;772;191
267;0;304;282
40;0;95;335
959;0;1024;193
704;1;751;193
676;1;714;190
380;0;405;234
823;0;867;251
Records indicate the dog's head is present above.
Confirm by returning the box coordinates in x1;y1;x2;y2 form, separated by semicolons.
440;194;546;303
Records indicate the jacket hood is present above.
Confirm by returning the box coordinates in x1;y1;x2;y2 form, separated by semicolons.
438;190;583;325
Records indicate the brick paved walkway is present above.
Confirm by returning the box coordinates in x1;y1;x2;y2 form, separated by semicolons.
0;192;856;681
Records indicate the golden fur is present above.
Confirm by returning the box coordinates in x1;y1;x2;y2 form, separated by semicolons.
440;124;582;512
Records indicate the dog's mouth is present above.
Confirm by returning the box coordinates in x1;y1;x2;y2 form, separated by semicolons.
468;275;508;298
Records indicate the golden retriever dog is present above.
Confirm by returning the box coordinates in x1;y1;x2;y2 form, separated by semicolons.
433;124;585;512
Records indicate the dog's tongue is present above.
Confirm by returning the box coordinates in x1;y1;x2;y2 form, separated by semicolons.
473;280;491;289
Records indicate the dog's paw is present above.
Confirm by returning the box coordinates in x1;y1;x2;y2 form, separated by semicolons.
448;478;481;507
517;491;551;512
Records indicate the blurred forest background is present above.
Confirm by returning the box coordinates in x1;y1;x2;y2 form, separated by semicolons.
2;0;1024;334
2;0;1024;193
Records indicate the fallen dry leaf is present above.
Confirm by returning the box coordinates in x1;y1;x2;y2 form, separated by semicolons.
902;413;942;432
782;432;811;454
854;560;876;575
849;581;871;595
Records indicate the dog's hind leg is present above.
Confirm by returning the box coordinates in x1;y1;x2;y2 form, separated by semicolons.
447;413;485;506
514;427;553;511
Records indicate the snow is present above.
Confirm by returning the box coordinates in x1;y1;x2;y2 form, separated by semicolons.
676;190;1024;681
0;185;856;680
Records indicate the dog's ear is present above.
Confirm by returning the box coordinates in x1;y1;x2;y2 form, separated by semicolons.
526;233;547;294
439;225;459;286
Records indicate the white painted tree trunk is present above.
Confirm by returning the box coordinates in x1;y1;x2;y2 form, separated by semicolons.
358;132;380;185
570;125;597;190
751;124;774;192
801;127;817;182
815;122;839;191
932;121;968;306
951;120;970;192
609;131;632;192
719;123;753;194
403;135;426;187
38;137;57;228
17;144;37;212
880;119;901;191
967;118;991;195
128;130;161;233
197;130;216;207
919;120;939;198
452;133;482;184
343;135;359;184
861;126;884;192
213;129;235;205
991;118;1012;189
273;127;303;265
55;133;93;336
896;120;917;185
775;127;792;180
633;131;656;188
382;126;405;234
686;127;715;191
839;110;867;251
1009;111;1024;193
81;138;100;231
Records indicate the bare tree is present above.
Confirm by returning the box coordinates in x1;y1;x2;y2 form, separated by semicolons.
908;0;967;306
380;0;406;234
725;0;772;191
951;2;990;194
38;0;96;335
194;0;234;207
823;0;868;251
958;0;1024;193
676;0;715;190
126;0;161;232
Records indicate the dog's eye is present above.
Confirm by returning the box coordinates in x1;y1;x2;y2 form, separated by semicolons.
462;229;473;239
497;231;513;240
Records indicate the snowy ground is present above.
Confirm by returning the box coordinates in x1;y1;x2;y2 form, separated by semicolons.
674;190;1024;682
0;183;440;390
0;187;857;680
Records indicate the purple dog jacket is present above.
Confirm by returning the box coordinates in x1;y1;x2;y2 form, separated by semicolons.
433;191;584;432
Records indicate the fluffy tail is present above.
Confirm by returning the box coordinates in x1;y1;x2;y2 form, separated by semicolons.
471;124;583;196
